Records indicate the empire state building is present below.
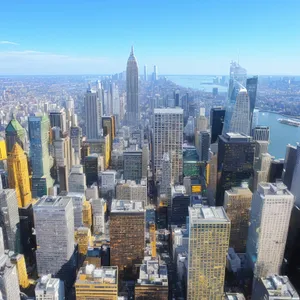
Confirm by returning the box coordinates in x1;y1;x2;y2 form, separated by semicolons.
126;46;139;126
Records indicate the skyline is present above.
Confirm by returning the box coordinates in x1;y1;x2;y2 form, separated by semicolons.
1;0;300;75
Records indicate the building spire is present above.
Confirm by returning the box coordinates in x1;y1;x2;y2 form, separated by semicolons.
131;45;134;56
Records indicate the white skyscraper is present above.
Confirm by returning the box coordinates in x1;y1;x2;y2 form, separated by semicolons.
153;65;158;81
34;196;75;278
68;165;86;194
84;86;102;139
35;274;65;300
144;65;147;81
229;88;251;135
154;108;183;183
247;182;294;279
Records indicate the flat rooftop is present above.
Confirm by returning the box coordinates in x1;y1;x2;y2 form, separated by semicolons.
258;182;293;197
154;107;183;114
35;275;60;292
225;293;246;300
76;265;117;285
189;206;230;224
111;200;145;213
261;275;299;299
35;196;71;208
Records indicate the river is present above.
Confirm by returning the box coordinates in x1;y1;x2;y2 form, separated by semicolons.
165;75;300;158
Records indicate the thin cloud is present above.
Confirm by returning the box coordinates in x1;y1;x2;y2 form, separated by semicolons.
0;41;19;46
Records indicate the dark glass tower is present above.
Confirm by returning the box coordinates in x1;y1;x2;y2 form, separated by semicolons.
246;76;258;129
126;46;139;126
210;107;225;144
216;133;255;205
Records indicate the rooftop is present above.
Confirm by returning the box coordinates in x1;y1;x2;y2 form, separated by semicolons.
189;206;230;224
34;196;71;208
111;200;145;213
258;182;293;197
261;275;299;299
35;275;61;292
76;265;117;285
154;107;183;114
6;118;24;133
225;293;246;300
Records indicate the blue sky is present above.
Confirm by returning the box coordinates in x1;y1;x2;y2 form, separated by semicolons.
0;0;299;75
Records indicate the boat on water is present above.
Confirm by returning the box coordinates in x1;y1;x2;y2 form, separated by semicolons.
278;118;300;127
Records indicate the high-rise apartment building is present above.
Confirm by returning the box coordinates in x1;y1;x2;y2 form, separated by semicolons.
217;133;255;205
68;165;86;194
28;115;53;197
84;86;102;139
116;179;147;203
154;108;183;183
229;88;251;135
75;265;118;300
224;185;253;252
35;274;65;300
126;47;139;126
110;200;145;278
187;206;230;299
34;196;75;281
210;107;225;144
0;190;20;252
123;150;143;183
247;183;294;278
5;117;26;154
7;143;32;207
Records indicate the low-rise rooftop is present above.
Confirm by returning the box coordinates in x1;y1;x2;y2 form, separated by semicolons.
111;200;145;213
189;206;230;224
76;265;117;285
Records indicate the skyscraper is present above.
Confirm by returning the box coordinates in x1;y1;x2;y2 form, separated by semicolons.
217;133;255;205
246;76;258;129
84;86;102;139
154;108;183;183
160;153;172;195
229;88;251;135
187;206;230;299
5;117;26;154
247;182;293;279
0;189;20;252
110;200;145;279
199;131;210;161
253;126;270;142
34;196;75;282
224;185;252;252
49;108;67;135
210;107;225;144
84;154;100;186
68;165;86;194
290;144;300;206
7;143;32;208
126;46;139;126
28;115;53;198
144;65;147;81
283;144;297;190
153;65;158;81
123;150;143;183
223;62;247;135
35;275;65;300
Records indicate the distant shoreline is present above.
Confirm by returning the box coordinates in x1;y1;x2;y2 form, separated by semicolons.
259;109;300;120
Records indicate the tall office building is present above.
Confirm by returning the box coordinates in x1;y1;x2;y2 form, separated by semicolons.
75;265;118;300
144;65;147;81
68;165;86;194
160;153;172;195
110;200;145;278
84;86;102;139
84;154;100;186
70;125;82;165
154;108;183;183
126;46;139;126
34;196;75;282
247;183;293;278
7;143;32;207
123;150;143;183
35;275;65;300
187;206;230;299
253;126;270;142
223;62;247;135
116;180;147;203
283;144;297;189
0;190;20;252
91;198;106;234
210;107;225;144
290;144;300;206
229;88;251;135
199;131;210;161
217;133;255;205
28;115;53;198
246;76;258;130
49;108;67;134
153;65;158;81
5;117;26;154
224;185;252;252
